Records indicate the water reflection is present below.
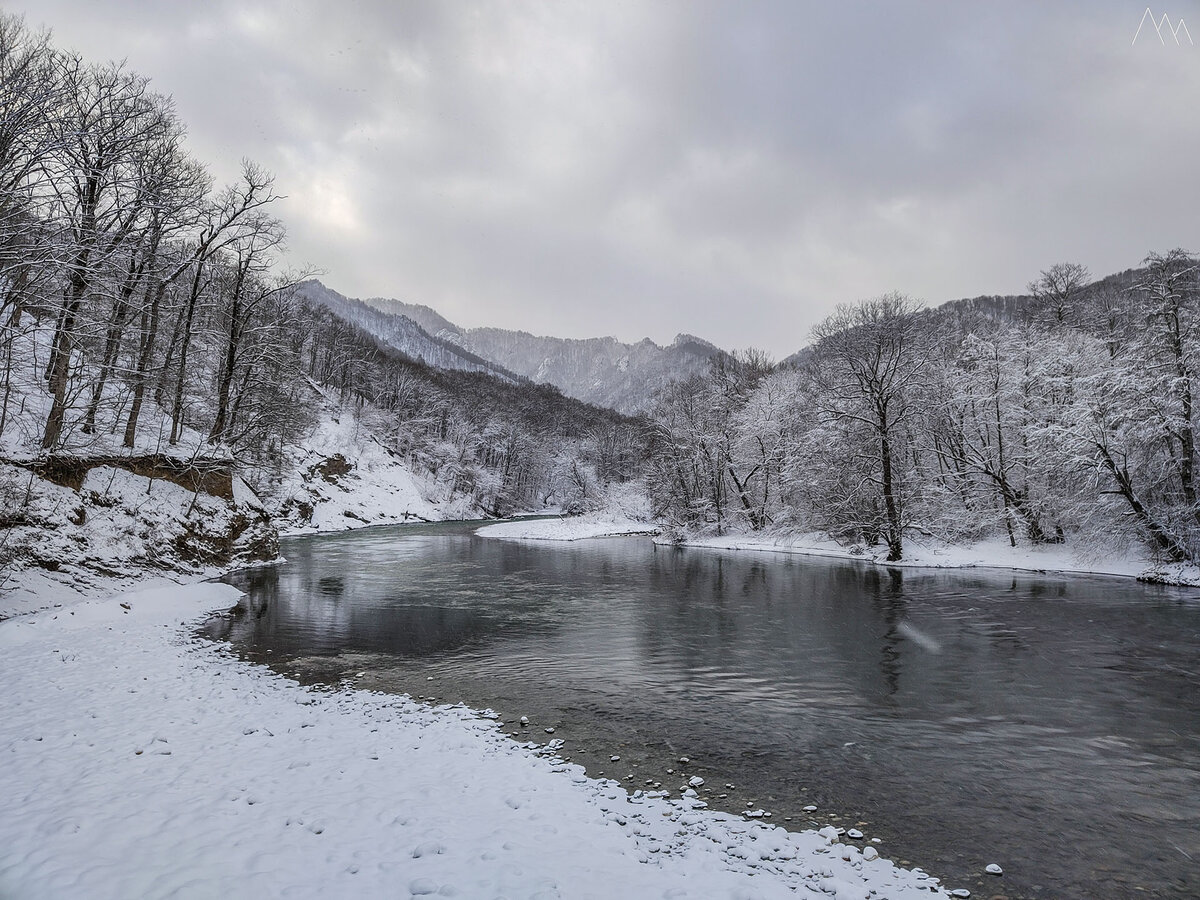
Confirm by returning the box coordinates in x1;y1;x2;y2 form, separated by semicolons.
210;523;1200;898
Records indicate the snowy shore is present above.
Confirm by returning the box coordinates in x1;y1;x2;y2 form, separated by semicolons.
0;580;959;900
475;513;658;541
474;514;1200;585
655;531;1200;584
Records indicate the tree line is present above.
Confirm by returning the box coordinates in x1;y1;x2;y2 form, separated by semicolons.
645;253;1200;565
0;14;309;459
0;13;642;522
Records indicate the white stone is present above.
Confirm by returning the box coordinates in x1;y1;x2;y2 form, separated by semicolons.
985;863;1003;875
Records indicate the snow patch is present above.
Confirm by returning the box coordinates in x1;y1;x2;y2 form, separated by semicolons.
477;513;657;542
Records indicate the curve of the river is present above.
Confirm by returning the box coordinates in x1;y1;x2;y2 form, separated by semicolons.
209;521;1200;899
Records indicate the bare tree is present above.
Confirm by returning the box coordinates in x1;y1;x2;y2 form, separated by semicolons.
0;15;64;439
1029;262;1090;329
808;293;933;560
0;14;63;320
80;115;198;436
40;60;174;448
932;327;1066;544
163;161;282;445
119;155;208;447
1133;248;1200;523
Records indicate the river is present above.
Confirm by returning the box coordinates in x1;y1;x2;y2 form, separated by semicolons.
207;521;1200;899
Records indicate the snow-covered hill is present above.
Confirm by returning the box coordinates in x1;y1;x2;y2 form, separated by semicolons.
266;397;480;534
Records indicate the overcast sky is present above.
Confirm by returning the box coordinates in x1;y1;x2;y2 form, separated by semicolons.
23;1;1200;356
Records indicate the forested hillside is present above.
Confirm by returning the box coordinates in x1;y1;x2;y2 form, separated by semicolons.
284;298;643;519
0;15;642;588
646;257;1200;572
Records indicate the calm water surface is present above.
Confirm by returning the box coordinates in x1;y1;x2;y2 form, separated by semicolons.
209;522;1200;899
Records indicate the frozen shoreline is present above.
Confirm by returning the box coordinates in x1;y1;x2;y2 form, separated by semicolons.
0;567;962;899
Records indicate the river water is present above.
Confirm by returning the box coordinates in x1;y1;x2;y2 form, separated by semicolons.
208;521;1200;899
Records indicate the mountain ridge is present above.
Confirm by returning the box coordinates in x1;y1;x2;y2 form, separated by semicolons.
303;280;723;414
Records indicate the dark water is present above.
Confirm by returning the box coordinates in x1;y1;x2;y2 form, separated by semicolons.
209;522;1200;899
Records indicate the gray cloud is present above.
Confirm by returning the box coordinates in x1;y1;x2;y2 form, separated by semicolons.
24;0;1200;356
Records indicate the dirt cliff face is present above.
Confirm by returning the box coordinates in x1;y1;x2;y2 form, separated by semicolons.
28;453;236;499
0;458;278;585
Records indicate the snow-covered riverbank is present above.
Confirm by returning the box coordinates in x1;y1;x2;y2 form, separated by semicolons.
653;531;1200;585
0;575;969;899
476;512;658;541
475;514;1200;585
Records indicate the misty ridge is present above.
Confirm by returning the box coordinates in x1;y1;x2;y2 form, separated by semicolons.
1;11;1199;584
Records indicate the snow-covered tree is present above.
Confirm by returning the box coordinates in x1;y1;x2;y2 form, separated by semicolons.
806;294;934;560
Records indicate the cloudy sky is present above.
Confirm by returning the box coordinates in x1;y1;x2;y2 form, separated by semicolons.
24;0;1200;356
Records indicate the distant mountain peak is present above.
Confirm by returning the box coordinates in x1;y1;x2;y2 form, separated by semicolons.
672;333;719;353
301;281;726;414
672;336;715;360
295;281;520;383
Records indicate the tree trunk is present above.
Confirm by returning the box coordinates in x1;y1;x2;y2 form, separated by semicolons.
83;251;145;434
123;276;166;448
1171;314;1199;521
1096;442;1191;562
880;427;902;561
208;264;248;442
168;262;206;444
41;259;89;448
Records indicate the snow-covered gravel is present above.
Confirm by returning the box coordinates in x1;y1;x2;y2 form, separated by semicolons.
0;582;956;900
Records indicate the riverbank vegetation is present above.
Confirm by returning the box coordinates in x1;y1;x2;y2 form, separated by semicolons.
0;14;641;585
645;256;1200;568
